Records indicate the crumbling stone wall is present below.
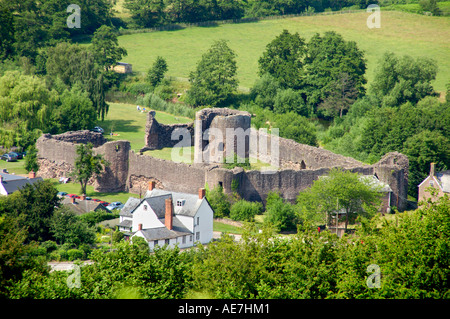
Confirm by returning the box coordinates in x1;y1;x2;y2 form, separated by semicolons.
142;111;194;151
36;108;410;211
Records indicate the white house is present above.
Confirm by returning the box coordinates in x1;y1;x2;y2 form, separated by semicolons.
118;183;214;251
0;171;43;196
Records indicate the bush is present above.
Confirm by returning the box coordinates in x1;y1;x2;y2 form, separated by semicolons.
230;200;263;221
264;192;298;231
67;249;84;261
206;185;231;218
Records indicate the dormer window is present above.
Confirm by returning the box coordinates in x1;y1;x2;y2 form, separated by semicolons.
176;199;185;207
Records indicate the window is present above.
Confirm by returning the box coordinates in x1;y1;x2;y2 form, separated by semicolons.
197;217;200;225
190;235;193;242
177;199;185;207
143;205;147;211
154;240;158;246
165;239;169;245
430;180;434;187
196;232;200;241
182;235;186;244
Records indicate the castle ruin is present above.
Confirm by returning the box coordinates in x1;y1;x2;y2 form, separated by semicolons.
36;108;409;211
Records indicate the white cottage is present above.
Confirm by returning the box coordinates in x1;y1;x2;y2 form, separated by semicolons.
118;183;214;250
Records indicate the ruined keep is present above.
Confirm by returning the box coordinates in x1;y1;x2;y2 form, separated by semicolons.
36;108;409;211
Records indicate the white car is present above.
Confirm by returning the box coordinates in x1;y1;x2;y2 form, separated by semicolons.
106;202;124;211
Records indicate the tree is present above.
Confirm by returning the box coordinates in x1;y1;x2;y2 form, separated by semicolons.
305;31;366;114
124;0;166;28
370;52;438;107
264;192;298;231
50;207;96;247
205;184;231;218
146;56;168;87
318;72;359;118
0;6;15;61
187;40;238;107
258;29;307;90
420;0;442;15
91;25;128;71
403;130;450;198
24;144;39;174
51;85;97;133
297;169;382;231
46;42;109;120
71;143;108;195
0;180;60;242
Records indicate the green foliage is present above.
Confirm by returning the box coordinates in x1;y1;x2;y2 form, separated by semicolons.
297;168;382;230
305;31;366;114
9;241;191;299
223;153;251;170
50;207;96;247
258;29;306;90
205;184;231;218
146;56;168;87
187;40;238;107
264;192;298;231
370;52;438;107
78;210;120;227
0;180;60;242
71;143;108;195
24;144;39;173
230;200;263;221
419;0;442;15
91;25;128;71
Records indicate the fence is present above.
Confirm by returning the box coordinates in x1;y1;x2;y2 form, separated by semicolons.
117;10;366;36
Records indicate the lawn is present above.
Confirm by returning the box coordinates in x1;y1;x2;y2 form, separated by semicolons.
115;11;449;93
0;158;28;175
99;102;192;152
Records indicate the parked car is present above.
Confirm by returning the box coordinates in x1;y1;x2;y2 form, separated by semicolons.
1;153;18;162
57;192;68;197
9;152;23;159
67;194;80;199
106;202;124;211
99;201;109;207
91;126;104;133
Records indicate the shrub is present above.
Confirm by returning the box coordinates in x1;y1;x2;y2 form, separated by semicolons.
230;200;263;221
67;249;84;261
206;185;231;218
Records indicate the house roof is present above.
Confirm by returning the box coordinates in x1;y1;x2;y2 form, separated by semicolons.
146;189;203;217
117;219;132;228
61;198;111;215
436;170;450;193
0;173;43;194
120;197;141;217
138;220;192;241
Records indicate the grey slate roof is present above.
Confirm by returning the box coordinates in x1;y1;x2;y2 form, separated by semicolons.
0;172;43;195
120;197;142;217
146;189;203;217
117;219;132;228
436;170;450;193
61;198;111;215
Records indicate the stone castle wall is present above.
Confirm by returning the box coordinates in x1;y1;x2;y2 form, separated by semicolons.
35;110;409;211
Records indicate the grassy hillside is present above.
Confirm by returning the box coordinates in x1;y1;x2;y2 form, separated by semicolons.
117;11;449;93
101;103;192;152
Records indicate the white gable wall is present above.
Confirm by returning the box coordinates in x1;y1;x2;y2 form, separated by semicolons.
131;203;164;232
193;199;214;244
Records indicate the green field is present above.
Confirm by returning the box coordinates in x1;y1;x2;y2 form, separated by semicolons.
117;11;449;93
101;102;192;151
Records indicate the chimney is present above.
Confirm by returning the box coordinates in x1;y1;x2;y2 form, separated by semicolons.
430;163;436;176
80;194;86;201
148;181;156;191
165;198;173;230
199;188;206;199
71;197;76;204
138;223;143;231
28;171;36;179
0;175;3;183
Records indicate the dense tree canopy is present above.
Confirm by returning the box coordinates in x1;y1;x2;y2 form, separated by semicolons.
187;40;238;107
